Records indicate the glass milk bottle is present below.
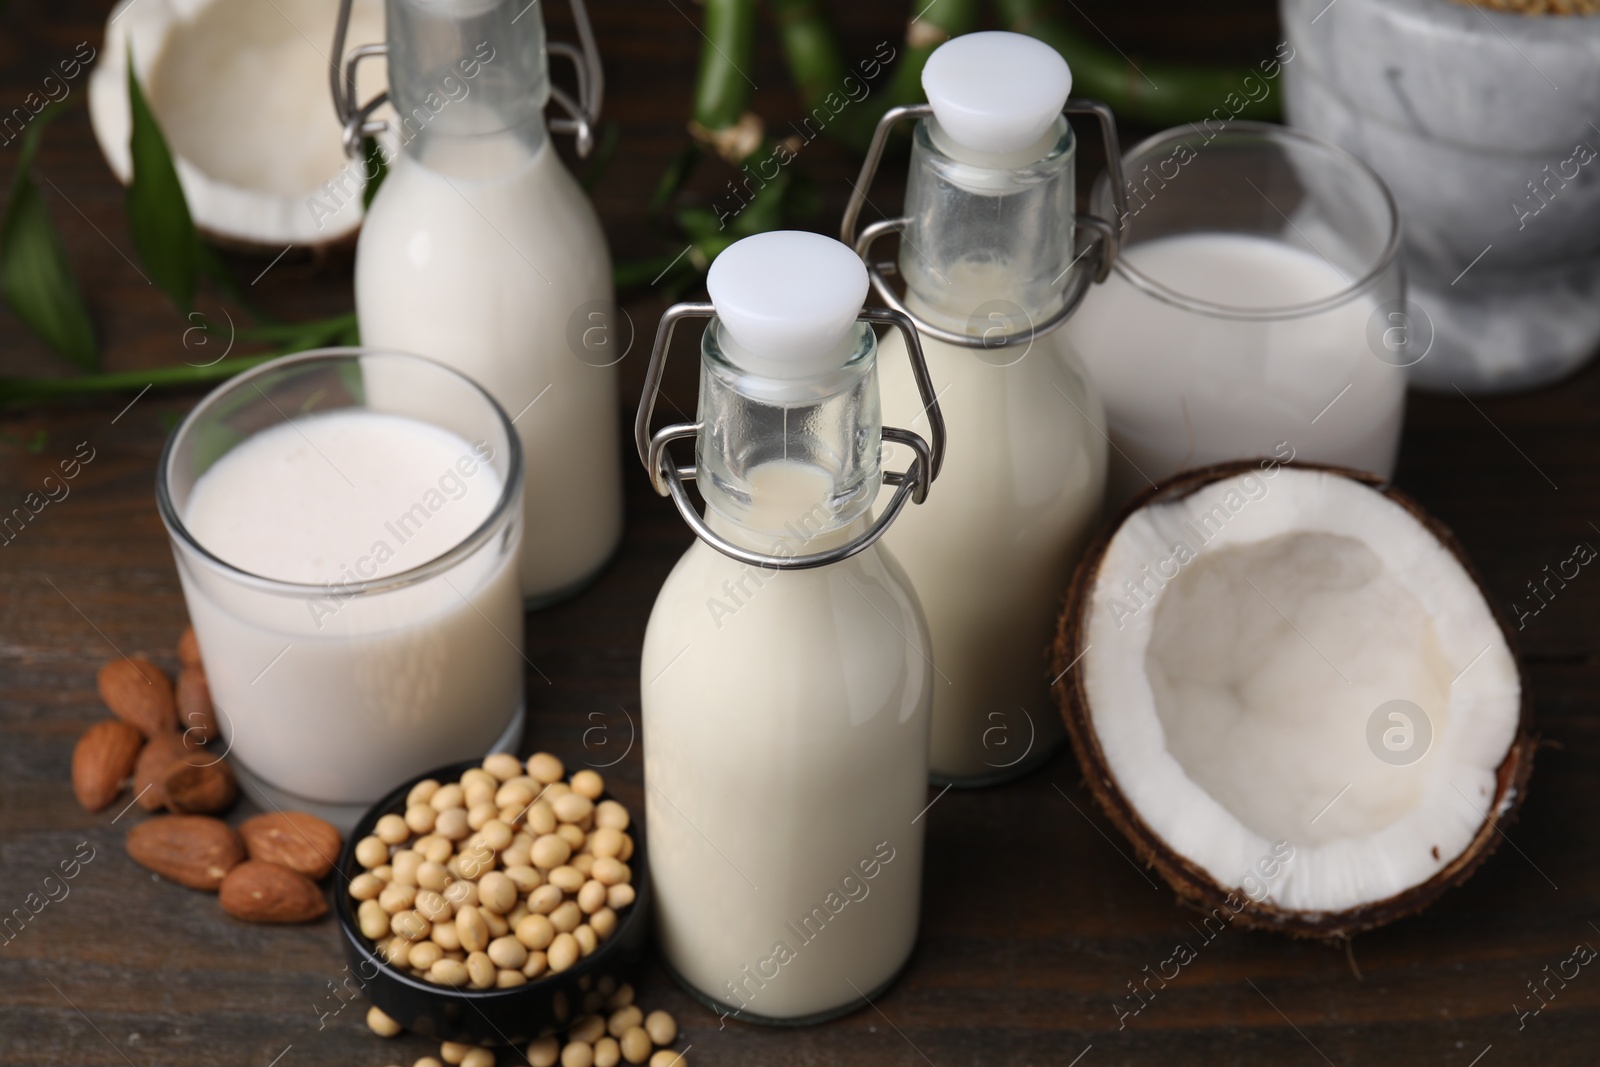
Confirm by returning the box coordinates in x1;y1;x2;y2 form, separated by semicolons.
334;0;622;606
636;231;946;1023
842;32;1123;785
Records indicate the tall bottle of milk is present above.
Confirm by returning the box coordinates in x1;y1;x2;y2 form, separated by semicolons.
636;231;945;1023
847;32;1108;785
343;0;622;606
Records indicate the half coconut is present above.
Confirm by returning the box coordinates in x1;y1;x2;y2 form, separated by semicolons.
1053;461;1532;937
89;0;387;250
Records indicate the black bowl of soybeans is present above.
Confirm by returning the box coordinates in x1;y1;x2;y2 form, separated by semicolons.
334;753;651;1045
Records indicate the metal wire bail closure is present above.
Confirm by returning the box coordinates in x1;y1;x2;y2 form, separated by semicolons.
634;303;947;572
330;0;606;159
838;99;1130;351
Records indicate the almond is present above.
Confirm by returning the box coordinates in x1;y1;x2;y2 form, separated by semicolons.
219;860;329;924
72;720;144;812
126;815;244;891
163;757;238;815
176;668;219;750
176;626;203;670
98;656;176;739
132;732;187;811
239;811;342;880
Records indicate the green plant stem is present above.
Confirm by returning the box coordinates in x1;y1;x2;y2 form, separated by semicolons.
764;0;875;152
995;0;1280;126
0;312;360;406
693;0;759;133
0;355;277;404
766;0;845;110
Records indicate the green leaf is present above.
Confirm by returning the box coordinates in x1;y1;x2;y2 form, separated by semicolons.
649;145;702;222
361;136;387;211
579;122;621;193
126;52;199;310
0;102;99;371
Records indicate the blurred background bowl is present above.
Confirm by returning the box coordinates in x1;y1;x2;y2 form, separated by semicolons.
1281;0;1600;392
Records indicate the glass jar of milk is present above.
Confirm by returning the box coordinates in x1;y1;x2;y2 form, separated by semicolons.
1063;123;1408;507
636;232;945;1024
157;350;525;830
843;32;1118;786
342;0;622;607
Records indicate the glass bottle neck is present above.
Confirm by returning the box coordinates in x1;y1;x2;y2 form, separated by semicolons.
385;0;550;171
899;117;1077;336
694;320;883;546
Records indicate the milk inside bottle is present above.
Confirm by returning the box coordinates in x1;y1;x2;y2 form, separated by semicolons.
863;32;1109;785
349;0;622;606
637;231;944;1023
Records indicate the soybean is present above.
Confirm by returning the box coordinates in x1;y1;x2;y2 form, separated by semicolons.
570;1014;607;1044
527;1037;561;1067
367;1005;402;1037
429;958;468;986
548;932;579;973
488;934;528;969
455;905;489;953
527;752;564;784
375;813;410;844
355;835;389;869
466;950;496;989
644;1012;677;1046
618;1028;651;1065
483;752;524;781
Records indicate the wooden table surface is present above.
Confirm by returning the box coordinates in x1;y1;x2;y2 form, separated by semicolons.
3;0;1598;1064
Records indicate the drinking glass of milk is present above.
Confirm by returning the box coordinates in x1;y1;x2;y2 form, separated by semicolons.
156;349;525;828
1063;123;1408;506
636;231;945;1023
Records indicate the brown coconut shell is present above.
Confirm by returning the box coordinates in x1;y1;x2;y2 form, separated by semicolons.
1050;460;1536;939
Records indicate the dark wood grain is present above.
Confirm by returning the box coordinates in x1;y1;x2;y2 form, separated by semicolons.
2;1;1598;1065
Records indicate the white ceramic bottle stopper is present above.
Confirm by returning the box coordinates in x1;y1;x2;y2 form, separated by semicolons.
921;30;1072;164
705;230;870;384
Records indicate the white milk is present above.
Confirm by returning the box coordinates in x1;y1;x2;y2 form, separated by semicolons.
356;132;622;604
877;303;1107;783
1064;232;1405;505
640;460;931;1021
179;410;522;807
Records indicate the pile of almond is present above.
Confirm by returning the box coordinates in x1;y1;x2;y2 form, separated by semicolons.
127;809;341;924
71;627;234;816
78;624;341;925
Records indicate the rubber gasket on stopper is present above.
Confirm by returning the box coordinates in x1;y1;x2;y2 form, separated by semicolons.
705;231;869;382
921;31;1072;156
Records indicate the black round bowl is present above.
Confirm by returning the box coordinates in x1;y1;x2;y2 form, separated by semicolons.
334;760;651;1044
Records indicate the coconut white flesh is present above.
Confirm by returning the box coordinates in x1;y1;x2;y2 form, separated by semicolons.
1083;467;1519;915
90;0;387;246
